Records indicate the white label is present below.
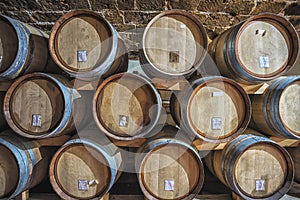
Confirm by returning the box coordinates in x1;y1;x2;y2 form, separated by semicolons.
255;180;265;191
32;114;42;127
119;115;129;127
78;50;87;62
212;92;224;97
164;180;175;191
211;118;222;130
89;180;98;186
180;24;186;29
0;55;2;63
259;56;269;68
78;180;89;191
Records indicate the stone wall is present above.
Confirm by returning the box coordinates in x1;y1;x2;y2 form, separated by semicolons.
1;0;300;57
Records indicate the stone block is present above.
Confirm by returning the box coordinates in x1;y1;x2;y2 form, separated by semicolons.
251;1;286;15
284;2;300;15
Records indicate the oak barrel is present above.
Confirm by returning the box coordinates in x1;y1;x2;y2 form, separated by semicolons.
50;131;123;200
287;145;300;183
93;72;163;141
136;126;204;200
139;10;208;79
49;10;128;80
209;13;299;84
170;76;251;143
0;130;50;199
250;76;300;139
4;72;88;138
0;15;55;80
204;133;294;200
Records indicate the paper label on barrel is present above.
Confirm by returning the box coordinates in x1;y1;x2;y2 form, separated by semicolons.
164;180;175;191
255;180;265;191
78;180;89;191
78;50;87;62
211;118;222;130
169;51;179;63
32;114;42;127
212;92;224;97
259;56;269;68
119;115;129;127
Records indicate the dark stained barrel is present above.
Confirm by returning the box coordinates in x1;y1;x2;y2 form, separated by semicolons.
0;15;55;80
50;131;123;200
287;144;300;184
49;10;128;81
4;72;90;138
205;133;294;200
140;10;208;79
0;130;51;199
250;76;300;139
209;13;299;84
136;126;204;200
93;73;163;141
170;76;251;143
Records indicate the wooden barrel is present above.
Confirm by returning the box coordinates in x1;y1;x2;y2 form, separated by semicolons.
250;76;300;139
0;15;55;80
204;134;294;200
209;13;299;84
139;10;208;79
136;127;204;200
170;76;251;143
3;72;89;138
0;130;50;199
287;145;300;183
93;72;163;141
49;10;128;81
49;131;123;200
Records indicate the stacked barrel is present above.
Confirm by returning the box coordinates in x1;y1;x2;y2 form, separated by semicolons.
0;8;299;200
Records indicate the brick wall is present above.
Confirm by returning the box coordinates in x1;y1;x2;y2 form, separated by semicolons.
1;0;300;58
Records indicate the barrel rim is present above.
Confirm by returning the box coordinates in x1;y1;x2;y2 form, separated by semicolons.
277;76;300;137
3;72;72;138
230;140;294;200
0;15;29;80
50;140;112;200
0;137;21;198
0;132;42;199
93;72;162;141
234;13;299;79
49;9;119;78
137;138;204;200
141;9;208;78
185;76;251;143
253;76;300;139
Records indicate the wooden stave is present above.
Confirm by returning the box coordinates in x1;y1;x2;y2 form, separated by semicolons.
170;76;251;143
287;145;300;183
250;76;300;139
0;92;9;131
0;15;54;80
49;10;128;81
49;134;123;200
93;72;163;141
204;134;294;200
139;9;208;79
3;72;81;138
0;130;50;199
135;128;204;200
209;13;299;84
